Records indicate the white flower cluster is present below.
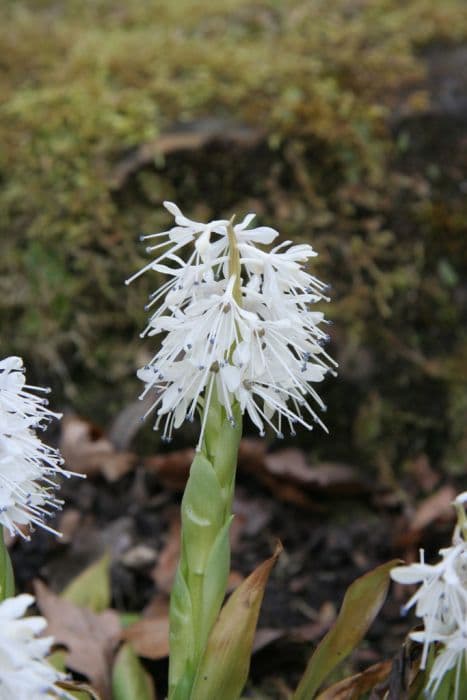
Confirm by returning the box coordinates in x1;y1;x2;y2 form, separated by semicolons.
0;593;70;699
391;492;467;698
0;356;74;538
127;202;336;448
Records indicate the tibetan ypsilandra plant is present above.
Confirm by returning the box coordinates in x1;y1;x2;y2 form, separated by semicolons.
128;202;337;698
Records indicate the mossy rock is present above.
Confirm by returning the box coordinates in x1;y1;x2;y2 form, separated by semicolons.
1;0;466;475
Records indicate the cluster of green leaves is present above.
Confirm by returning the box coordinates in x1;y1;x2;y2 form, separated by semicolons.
47;551;399;699
1;0;466;472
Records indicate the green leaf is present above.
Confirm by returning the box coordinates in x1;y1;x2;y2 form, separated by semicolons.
199;517;234;651
61;554;111;612
168;563;195;691
293;559;400;700
0;530;15;601
191;543;282;700
210;403;242;489
181;453;224;574
112;643;156;700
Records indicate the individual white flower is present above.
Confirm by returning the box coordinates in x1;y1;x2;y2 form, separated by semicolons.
129;202;336;447
0;593;71;699
0;356;77;538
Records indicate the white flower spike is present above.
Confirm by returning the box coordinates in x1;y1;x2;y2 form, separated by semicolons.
129;202;337;449
0;356;78;538
391;494;467;698
0;593;71;699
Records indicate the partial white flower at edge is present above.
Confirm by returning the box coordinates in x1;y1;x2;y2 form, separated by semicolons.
129;202;337;449
0;356;80;539
412;627;467;699
391;493;467;697
0;593;72;699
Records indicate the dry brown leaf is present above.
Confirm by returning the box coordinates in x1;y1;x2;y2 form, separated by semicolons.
122;617;170;660
410;485;456;532
144;449;194;491
60;415;136;482
289;620;334;644
252;627;285;652
57;509;82;544
239;441;321;508
143;439;367;508
240;441;369;507
34;580;121;700
264;448;311;480
238;438;267;469
264;478;321;508
394;485;457;549
408;454;440;493
316;660;392;699
265;450;367;496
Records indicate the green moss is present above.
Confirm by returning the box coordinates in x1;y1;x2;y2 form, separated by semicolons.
0;0;466;473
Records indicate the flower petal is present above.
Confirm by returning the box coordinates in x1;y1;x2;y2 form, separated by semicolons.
238;226;278;244
390;563;435;584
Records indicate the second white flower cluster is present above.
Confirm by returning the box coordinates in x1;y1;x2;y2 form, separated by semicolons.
127;202;337;448
391;492;467;698
0;356;73;538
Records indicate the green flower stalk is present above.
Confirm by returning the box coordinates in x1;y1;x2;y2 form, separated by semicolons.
128;201;336;698
169;395;242;697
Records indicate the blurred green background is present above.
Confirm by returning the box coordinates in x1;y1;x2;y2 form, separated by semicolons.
1;0;466;476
